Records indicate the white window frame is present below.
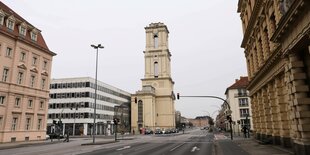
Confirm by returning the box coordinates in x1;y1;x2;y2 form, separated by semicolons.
37;118;42;130
19;26;26;36
11;117;18;131
7;19;14;31
41;78;46;90
17;71;23;84
32;56;37;66
30;75;36;88
6;47;12;57
30;32;37;41
20;52;26;61
15;97;21;107
2;68;9;82
25;117;31;130
39;101;44;109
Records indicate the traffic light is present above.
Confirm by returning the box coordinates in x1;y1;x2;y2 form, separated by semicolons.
177;93;180;100
226;115;232;123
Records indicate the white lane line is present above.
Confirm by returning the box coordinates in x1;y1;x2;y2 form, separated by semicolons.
191;146;200;152
170;143;185;152
116;145;131;151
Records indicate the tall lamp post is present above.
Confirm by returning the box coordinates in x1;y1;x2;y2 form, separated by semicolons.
91;44;104;143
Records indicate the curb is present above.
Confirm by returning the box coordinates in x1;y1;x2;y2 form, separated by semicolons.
81;140;118;145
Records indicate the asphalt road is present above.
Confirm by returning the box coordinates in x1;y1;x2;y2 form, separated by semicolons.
80;129;214;155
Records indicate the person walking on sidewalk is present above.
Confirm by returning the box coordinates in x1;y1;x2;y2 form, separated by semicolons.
242;126;248;138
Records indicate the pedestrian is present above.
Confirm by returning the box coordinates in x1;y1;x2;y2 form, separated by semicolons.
133;130;135;135
242;126;247;138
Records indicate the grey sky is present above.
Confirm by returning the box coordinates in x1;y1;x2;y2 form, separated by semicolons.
3;0;246;118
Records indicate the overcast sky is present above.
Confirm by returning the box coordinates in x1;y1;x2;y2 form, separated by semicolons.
3;0;247;119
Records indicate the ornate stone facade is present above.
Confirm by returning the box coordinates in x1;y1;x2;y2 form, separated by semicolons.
237;0;310;154
131;23;176;133
0;2;56;143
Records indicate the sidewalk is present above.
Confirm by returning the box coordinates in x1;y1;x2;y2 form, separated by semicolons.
217;133;294;155
0;134;136;150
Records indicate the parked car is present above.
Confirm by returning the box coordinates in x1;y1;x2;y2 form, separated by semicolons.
48;133;64;139
155;129;162;134
145;128;153;135
163;128;171;134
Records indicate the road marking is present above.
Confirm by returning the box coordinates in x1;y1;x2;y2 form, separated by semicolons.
191;146;200;152
170;143;185;152
116;145;131;151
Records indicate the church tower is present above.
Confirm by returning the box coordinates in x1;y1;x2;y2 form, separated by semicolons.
131;23;176;133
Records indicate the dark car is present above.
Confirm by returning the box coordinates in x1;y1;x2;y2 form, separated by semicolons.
49;133;64;139
145;128;153;135
155;129;162;134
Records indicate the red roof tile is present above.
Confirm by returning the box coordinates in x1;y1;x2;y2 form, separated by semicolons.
0;1;56;56
225;76;249;94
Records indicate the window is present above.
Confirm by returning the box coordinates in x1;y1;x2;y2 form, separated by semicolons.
11;117;18;131
0;14;4;25
43;61;48;70
154;34;158;48
154;62;159;78
30;75;35;87
30;32;37;41
20;52;26;61
239;98;249;107
40;101;44;109
15;97;21;107
19;26;26;36
37;119;42;130
6;47;12;57
2;68;9;82
0;116;3;128
240;109;249;117
25;118;31;130
0;96;5;105
17;72;23;84
138;100;143;122
7;20;14;31
28;99;33;108
32;57;37;65
41;78;46;89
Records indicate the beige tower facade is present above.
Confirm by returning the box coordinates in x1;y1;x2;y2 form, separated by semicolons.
237;0;310;154
131;23;176;133
0;2;56;143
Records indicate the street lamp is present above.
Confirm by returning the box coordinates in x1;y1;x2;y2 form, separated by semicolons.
91;44;104;144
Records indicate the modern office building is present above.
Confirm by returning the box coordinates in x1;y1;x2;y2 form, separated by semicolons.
238;0;310;154
224;76;253;132
47;77;131;136
131;23;176;133
0;2;56;143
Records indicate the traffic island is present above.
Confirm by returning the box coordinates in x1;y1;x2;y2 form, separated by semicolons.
81;140;118;146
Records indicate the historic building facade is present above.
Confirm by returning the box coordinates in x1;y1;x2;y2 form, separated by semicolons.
47;77;131;136
225;76;253;132
237;0;310;154
131;23;176;133
0;2;56;142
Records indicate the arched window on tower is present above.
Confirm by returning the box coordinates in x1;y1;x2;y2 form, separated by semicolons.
154;62;159;78
154;34;158;48
138;100;143;122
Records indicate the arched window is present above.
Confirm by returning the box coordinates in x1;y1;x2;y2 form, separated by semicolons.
138;100;143;122
154;34;158;48
154;62;159;78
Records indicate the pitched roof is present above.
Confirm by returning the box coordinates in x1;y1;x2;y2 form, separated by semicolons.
225;76;249;94
0;2;56;56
